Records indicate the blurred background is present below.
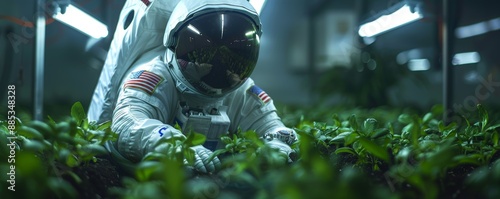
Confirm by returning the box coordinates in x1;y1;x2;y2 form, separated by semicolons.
0;0;499;121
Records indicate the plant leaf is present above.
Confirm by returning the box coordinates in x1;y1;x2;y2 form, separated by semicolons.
71;101;87;126
184;147;195;165
348;115;359;131
422;112;433;124
18;126;44;140
477;104;488;131
492;132;499;147
29;121;53;138
59;149;80;167
331;131;352;144
398;114;412;124
79;144;107;156
431;104;444;115
334;147;357;156
487;124;500;132
135;161;162;182
363;118;378;135
143;152;168;162
345;132;360;146
452;154;482;166
97;121;112;131
21;139;46;151
184;132;206;146
371;128;389;139
47;115;57;125
207;148;226;163
358;138;389;162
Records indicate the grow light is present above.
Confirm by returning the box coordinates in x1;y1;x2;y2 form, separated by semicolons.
455;17;500;39
358;4;423;37
53;4;108;38
452;52;481;65
408;59;430;71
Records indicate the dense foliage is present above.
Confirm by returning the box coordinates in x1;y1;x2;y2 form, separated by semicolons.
1;102;499;199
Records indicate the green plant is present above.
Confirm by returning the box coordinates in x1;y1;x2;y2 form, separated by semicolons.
114;128;214;199
0;102;116;198
1;102;499;199
315;52;414;108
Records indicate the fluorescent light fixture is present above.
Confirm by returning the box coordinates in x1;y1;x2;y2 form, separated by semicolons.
53;4;108;38
397;48;423;64
452;52;480;65
249;0;266;14
455;17;500;39
408;59;430;71
358;4;422;37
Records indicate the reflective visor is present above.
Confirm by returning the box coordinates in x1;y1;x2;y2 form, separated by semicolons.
174;12;260;96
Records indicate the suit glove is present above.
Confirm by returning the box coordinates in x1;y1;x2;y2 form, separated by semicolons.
189;145;221;173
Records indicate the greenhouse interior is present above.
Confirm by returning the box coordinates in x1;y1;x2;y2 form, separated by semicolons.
1;0;499;198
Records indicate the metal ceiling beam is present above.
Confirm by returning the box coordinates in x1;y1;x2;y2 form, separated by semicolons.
442;0;458;123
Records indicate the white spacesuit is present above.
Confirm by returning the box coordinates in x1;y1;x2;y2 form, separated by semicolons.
89;0;297;173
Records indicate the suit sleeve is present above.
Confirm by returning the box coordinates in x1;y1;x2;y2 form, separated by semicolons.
110;59;183;163
227;79;297;146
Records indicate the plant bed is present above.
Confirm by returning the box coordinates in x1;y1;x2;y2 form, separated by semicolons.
1;102;499;199
65;156;122;199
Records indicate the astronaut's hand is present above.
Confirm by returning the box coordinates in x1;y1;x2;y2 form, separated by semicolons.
149;126;186;156
189;145;221;173
265;139;296;163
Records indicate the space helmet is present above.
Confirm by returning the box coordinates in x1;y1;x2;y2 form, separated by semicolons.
163;0;262;98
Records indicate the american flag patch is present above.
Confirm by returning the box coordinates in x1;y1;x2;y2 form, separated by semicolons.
248;85;271;104
124;70;163;95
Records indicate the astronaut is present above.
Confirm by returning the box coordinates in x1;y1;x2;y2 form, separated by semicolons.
92;0;297;173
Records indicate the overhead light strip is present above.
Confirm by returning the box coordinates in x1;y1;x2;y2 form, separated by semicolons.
53;4;108;38
408;59;430;71
455;17;500;39
358;4;422;38
452;52;481;65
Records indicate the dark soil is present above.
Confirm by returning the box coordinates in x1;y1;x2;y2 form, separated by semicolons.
64;156;123;199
